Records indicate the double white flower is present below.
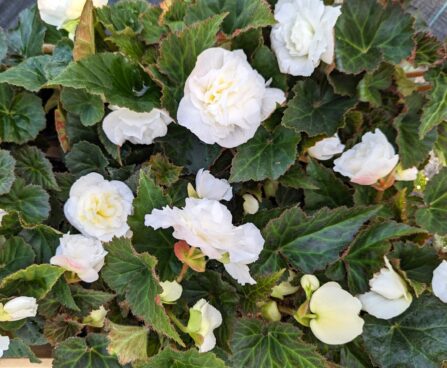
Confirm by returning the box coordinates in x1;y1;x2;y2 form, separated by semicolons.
102;107;173;146
50;234;107;283
145;170;264;285
308;134;345;161
177;47;285;148
64;173;134;242
271;0;341;76
0;297;38;322
358;257;412;319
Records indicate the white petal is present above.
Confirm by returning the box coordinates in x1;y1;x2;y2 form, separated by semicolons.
432;261;447;303
195;169;233;201
224;263;256;285
358;291;412;319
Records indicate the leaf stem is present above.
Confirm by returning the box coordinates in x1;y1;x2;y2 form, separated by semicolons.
176;263;189;283
375;190;384;204
166;309;188;333
278;305;295;316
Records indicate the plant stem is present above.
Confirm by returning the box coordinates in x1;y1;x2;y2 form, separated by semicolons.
278;305;295;316
166;309;188;333
176;263;189;283
375;190;384;204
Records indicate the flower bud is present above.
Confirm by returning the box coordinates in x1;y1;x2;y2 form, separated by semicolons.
243;194;259;215
300;274;320;295
83;306;107;328
159;280;183;304
0;297;38;321
260;301;281;322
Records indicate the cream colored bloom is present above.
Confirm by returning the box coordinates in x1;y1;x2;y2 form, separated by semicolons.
50;234;107;283
159;280;183;304
271;271;299;300
301;274;320;293
195;169;232;201
309;282;364;345
102;107;173;146
333;129;399;185
0;297;38;321
308;134;345;160
432;260;447;303
83;306;107;328
395;166;418;181
358;257;412;319
271;0;341;76
0;335;9;358
145;198;264;285
242;194;259;215
37;0;108;28
177;47;285;148
260;301;281;322
64;173;134;242
188;299;222;353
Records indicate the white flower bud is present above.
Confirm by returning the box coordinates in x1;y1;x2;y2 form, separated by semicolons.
195;169;232;201
159;280;183;304
243;194;259;215
308;134;345;161
0;297;38;321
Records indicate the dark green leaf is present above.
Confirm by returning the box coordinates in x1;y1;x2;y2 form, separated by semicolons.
282;79;355;136
13;146;59;190
0;179;50;224
357;63;393;107
363;295;447;368
20;225;61;264
255;206;380;274
252;45;287;91
414;32;445;67
2;338;41;363
0;237;35;278
65;141;109;176
185;0;274;35
231;319;326;368
230;126;299;182
61;88;105;126
70;285;115;316
149;153;183;187
102;237;182;344
279;164;319;190
420;70;447;138
51;53;160;112
52;334;121;368
139;348;226;368
140;7;166;45
0;149;16;195
0;84;45;144
335;0;414;74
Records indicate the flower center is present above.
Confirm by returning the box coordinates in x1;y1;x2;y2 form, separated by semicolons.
204;77;234;106
287;17;314;56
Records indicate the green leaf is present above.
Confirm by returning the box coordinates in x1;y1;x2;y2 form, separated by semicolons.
8;5;46;58
0;179;50;224
16;319;48;346
252;45;287;91
70;285;115;316
140;7;166;45
65;141;109;176
128;170;181;280
0;264;64;299
149;153;183;187
279;164;319;190
231;319;326;368
20;225;61;264
44;314;83;345
416;168;447;235
185;0;274;35
183;271;239;351
420;70;447;138
50;53;160;112
107;322;149;365
53;334;121;368
342;222;425;294
61;88;105;126
0;27;7;62
390;242;439;284
282;79;355;137
13;146;59;190
0;84;45;144
357;63;394;107
230;126;299;182
414;32;444;67
363;295;447;368
0;237;35;278
102;237;182;344
50;278;80;313
2;338;41;363
157;14;225;114
138;348;227;368
303;159;352;210
395;93;437;168
0;149;16;195
335;0;414;74
255;206;380;274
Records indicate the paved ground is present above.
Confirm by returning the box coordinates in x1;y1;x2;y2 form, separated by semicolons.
0;0;446;39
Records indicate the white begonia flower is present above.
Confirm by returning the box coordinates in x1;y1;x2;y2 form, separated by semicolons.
37;0;108;28
270;0;341;77
159;280;183;304
432;260;447;303
308;134;345;160
50;234;107;283
177;47;286;148
333;129;399;185
0;335;10;358
0;297;38;321
242;194;259;215
358;257;412;319
144;198;264;285
395;166;418;181
102;107;173;146
309;282;364;345
64;173;134;242
195;169;232;201
188;299;222;353
0;209;7;226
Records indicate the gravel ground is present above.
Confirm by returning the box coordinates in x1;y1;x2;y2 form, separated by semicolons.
0;0;445;39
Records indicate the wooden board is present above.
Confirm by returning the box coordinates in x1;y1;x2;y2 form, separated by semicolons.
0;359;52;367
